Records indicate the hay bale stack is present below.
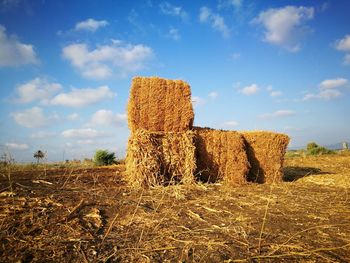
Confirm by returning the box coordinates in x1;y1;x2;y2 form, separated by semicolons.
194;127;250;185
126;129;196;187
128;76;194;132
241;131;290;184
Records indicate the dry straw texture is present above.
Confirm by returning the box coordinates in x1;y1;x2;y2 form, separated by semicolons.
241;131;290;184
194;127;250;185
128;76;194;132
126;129;196;187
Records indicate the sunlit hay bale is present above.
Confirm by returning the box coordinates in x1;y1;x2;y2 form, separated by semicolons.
194;127;250;185
125;129;196;187
241;131;290;184
127;76;194;132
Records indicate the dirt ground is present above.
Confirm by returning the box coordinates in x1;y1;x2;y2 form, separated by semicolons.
1;153;349;262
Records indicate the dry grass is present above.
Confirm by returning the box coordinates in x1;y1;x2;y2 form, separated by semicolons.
0;153;349;262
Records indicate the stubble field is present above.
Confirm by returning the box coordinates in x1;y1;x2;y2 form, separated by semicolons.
0;152;349;262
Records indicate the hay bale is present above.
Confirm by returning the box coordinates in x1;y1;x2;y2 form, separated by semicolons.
241;131;290;184
125;129;196;187
127;76;194;132
194;127;250;185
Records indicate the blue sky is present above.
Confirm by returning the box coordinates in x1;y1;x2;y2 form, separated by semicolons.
0;0;349;162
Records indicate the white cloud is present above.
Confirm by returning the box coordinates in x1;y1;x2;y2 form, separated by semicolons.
14;78;62;104
199;6;211;22
199;7;230;38
304;78;348;101
77;139;95;145
208;91;218;99
11;107;59;128
335;35;350;66
75;18;108;32
319;78;348;89
5;143;29;150
252;6;314;52
0;24;38;67
266;85;282;97
62;41;154;79
50;86;115;107
167;27;180;40
231;53;241;60
88;109;127;127
260;110;296;119
160;2;188;21
239;84;259;95
67;113;79;120
270;91;282;97
218;0;242;9
223;120;239;127
30;131;56;139
192;96;206;107
335;35;350;51
303;89;341;101
61;128;107;139
344;54;350;65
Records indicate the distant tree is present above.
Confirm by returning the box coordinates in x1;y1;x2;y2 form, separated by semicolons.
308;146;334;155
0;153;14;166
34;150;45;164
343;142;349;150
93;150;116;166
306;142;319;151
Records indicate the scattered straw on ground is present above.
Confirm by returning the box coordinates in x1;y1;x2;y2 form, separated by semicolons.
0;153;349;262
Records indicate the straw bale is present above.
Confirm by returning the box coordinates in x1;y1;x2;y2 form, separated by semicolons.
194;127;250;185
127;76;194;132
125;129;196;187
241;131;290;184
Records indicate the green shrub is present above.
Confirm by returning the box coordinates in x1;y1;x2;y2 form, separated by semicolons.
93;150;116;166
308;146;335;156
306;142;319;151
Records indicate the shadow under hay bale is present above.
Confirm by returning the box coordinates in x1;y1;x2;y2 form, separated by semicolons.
127;76;194;132
194;127;250;185
126;129;196;187
282;166;331;182
241;131;290;184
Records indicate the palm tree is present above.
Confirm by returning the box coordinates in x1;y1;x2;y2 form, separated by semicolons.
34;150;45;164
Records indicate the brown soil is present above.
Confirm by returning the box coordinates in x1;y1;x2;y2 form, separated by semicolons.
1;153;350;262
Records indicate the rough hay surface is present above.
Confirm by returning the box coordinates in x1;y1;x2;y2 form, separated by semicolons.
126;129;196;187
194;127;250;185
241;131;290;184
128;76;194;132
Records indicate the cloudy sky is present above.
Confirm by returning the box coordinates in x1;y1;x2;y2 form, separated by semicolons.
1;0;349;162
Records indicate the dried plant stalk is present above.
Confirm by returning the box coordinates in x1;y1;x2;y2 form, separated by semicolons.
126;129;196;187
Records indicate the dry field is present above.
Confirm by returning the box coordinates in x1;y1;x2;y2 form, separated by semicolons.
0;152;349;262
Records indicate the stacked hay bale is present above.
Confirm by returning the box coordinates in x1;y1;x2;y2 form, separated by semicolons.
127;77;194;132
125;76;290;187
126;77;196;187
241;131;290;184
194;127;250;185
126;129;196;187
